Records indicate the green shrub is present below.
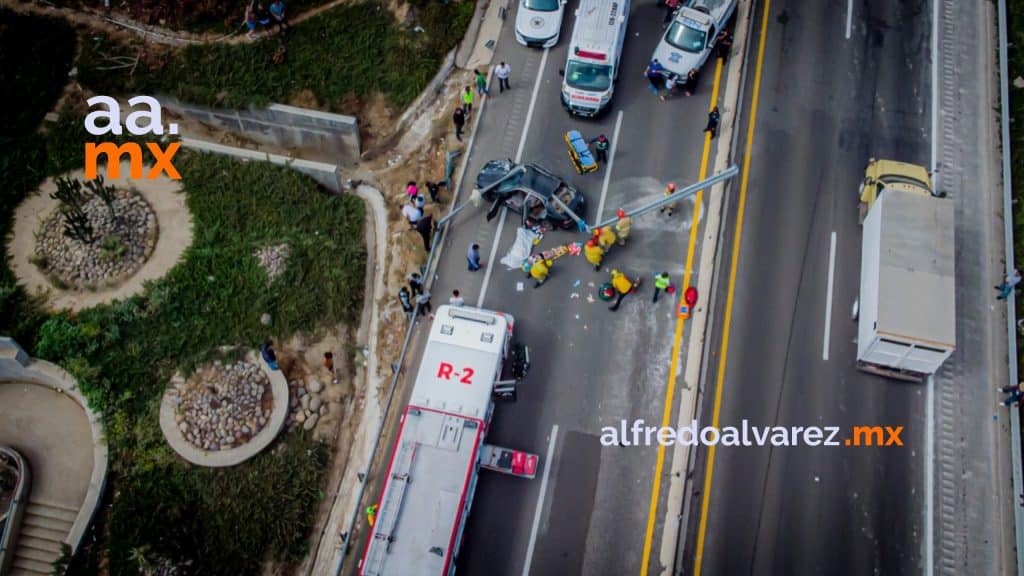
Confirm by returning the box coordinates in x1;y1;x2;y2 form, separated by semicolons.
77;1;473;111
0;9;75;137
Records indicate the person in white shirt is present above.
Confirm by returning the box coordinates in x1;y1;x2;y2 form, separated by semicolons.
495;62;511;93
402;201;422;225
449;289;465;306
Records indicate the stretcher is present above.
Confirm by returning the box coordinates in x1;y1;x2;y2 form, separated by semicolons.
521;243;578;272
565;130;598;174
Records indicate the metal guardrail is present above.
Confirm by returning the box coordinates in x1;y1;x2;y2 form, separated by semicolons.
995;2;1024;574
0;447;31;576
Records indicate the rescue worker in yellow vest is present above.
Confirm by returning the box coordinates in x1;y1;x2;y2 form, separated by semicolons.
530;258;553;288
615;209;632;246
653;271;671;303
659;182;677;216
584;239;604;270
609;269;634;311
598;226;617;252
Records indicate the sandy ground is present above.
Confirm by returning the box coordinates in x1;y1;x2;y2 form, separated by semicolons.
7;160;193;312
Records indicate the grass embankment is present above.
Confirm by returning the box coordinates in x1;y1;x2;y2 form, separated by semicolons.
76;0;474;111
1;8;370;574
42;152;366;575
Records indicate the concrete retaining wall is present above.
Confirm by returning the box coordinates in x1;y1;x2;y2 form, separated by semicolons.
161;98;361;167
181;138;344;192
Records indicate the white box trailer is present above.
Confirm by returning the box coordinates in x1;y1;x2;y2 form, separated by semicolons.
856;189;955;381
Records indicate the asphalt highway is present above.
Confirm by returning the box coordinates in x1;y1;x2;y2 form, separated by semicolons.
402;1;731;574
682;0;930;574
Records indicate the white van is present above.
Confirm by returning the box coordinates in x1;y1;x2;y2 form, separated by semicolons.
559;0;631;117
651;0;736;80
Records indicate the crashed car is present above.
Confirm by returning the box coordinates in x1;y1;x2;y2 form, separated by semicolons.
475;159;586;229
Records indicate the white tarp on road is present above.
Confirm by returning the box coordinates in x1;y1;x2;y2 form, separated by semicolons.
500;227;539;269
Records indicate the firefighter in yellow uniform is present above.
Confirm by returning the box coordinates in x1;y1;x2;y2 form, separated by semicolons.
609;269;634;311
584;239;604;270
530;259;552;288
598;226;617;252
615;209;632;246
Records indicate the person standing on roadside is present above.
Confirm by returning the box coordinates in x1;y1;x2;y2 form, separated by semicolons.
998;382;1024;407
704;106;721;138
399;286;414;314
462;86;474;115
453;107;466;141
415;215;434;251
653;272;671;303
426;181;445;203
682;69;698;96
716;30;734;61
475;69;489;96
407;271;424;296
644;59;665;98
467;243;482;271
406;181;419;199
449;290;466;306
269;0;287;31
495;62;512;92
663;0;680;24
996;268;1022;300
590;134;610;164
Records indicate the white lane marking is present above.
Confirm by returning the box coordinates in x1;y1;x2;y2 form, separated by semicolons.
595;110;624;221
822;231;837;361
523;424;558;576
477;48;550;307
845;0;853;39
925;375;934;576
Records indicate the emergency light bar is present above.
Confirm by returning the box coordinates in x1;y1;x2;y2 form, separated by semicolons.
574;48;606;60
447;307;498;325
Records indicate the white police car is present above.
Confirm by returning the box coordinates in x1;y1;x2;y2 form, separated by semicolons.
651;0;736;80
515;0;567;48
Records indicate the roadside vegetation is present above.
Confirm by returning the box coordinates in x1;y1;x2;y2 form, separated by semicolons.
56;0;332;35
1010;0;1024;373
1;8;369;574
75;0;474;111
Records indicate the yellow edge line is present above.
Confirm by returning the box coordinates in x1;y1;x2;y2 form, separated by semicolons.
638;56;724;575
693;0;772;574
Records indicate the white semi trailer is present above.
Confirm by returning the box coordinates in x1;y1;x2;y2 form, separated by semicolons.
856;159;955;381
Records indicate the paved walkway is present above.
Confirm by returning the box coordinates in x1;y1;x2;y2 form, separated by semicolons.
0;383;93;509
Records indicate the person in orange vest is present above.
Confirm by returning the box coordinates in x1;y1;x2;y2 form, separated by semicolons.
584;239;604;270
659;182;677;216
609;269;634;311
366;504;378;527
598;226;617;252
614;209;632;246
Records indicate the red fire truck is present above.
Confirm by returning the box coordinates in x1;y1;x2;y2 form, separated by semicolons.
359;305;535;576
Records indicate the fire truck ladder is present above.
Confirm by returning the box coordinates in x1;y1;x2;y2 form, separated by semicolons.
363;439;417;575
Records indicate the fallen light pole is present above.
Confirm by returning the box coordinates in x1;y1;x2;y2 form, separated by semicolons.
587;165;739;232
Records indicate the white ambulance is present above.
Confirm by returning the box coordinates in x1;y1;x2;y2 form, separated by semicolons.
559;0;631;117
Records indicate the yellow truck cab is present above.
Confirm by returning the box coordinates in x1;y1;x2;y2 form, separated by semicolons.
859;159;933;222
